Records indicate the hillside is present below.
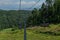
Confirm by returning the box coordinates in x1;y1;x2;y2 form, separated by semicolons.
0;24;60;40
0;10;31;30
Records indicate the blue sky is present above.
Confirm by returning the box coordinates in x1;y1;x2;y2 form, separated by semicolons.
0;0;45;10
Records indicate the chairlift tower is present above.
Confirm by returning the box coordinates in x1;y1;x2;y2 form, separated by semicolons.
19;0;26;40
19;0;41;40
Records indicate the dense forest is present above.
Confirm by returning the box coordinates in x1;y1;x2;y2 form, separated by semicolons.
0;10;31;30
0;0;60;30
26;0;60;27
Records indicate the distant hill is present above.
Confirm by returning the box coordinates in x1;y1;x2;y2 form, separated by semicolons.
0;10;32;30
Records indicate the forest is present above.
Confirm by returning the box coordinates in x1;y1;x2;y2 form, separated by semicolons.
0;10;31;30
0;0;60;29
27;0;60;27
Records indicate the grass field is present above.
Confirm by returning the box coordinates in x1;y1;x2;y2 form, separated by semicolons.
0;24;60;40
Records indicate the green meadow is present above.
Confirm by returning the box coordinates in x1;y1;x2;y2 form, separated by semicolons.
0;24;60;40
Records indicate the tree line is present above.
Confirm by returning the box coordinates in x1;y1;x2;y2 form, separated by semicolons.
26;0;60;27
0;10;30;30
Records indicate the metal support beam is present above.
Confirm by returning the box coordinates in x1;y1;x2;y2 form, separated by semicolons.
24;21;26;40
19;0;26;40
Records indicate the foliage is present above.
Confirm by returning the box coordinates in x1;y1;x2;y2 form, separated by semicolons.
0;10;31;30
0;25;60;40
26;0;60;27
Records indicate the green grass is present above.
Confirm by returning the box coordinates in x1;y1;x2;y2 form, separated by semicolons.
0;24;60;40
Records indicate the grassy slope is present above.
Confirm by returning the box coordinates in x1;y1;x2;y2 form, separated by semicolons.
0;24;60;40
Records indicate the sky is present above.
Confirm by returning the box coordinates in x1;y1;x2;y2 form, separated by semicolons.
0;0;45;10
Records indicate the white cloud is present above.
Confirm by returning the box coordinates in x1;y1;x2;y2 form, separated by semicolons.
0;0;42;5
0;0;45;10
22;1;35;5
0;0;35;5
0;0;12;5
